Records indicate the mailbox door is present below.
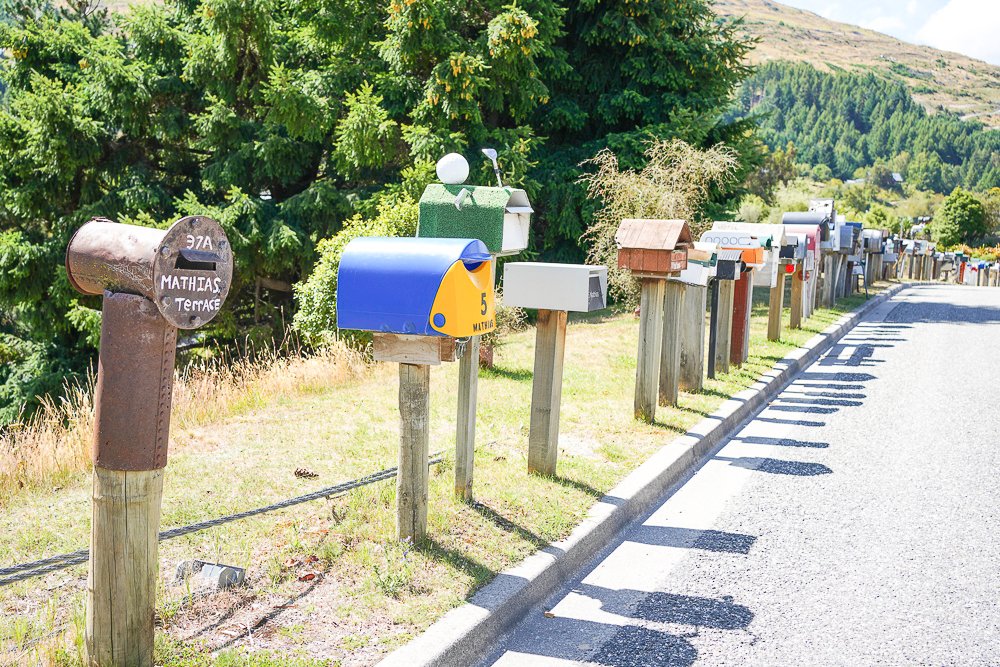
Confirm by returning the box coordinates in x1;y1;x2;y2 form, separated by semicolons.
430;260;495;336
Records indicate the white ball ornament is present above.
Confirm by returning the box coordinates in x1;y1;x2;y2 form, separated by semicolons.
436;153;469;185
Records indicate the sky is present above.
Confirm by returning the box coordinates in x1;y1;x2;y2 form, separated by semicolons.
776;0;1000;66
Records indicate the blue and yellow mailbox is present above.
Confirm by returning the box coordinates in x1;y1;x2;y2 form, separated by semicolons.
337;237;496;338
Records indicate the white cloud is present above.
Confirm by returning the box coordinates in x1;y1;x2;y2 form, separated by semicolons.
864;15;908;34
915;0;1000;65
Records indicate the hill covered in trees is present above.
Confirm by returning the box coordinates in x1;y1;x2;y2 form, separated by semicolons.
714;0;1000;128
732;62;1000;193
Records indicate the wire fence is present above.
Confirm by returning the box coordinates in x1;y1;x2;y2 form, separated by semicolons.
0;453;444;588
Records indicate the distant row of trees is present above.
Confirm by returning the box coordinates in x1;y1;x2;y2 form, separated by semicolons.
734;62;999;193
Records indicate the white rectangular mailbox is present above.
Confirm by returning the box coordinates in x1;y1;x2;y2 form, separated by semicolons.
503;263;608;312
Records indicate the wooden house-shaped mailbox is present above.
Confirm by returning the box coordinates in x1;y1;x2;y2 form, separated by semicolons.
615;219;692;277
418;185;532;257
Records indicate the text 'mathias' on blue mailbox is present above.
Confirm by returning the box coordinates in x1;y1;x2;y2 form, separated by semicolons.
337;237;496;338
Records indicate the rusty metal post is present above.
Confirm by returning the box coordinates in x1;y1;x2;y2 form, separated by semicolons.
730;271;752;367
67;217;232;667
87;292;175;667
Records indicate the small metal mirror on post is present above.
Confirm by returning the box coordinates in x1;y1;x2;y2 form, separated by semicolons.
613;219;692;421
66;216;232;667
503;262;608;476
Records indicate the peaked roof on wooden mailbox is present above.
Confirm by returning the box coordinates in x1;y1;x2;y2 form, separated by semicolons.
615;219;692;250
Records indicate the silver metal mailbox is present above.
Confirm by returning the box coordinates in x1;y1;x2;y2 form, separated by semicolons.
503;262;608;312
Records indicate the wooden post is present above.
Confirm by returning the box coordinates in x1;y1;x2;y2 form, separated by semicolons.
527;309;568;476
454;336;480;501
658;280;684;407
453;256;493;501
678;283;706;392
634;278;665;422
790;268;804;329
715;279;734;375
838;255;850;298
767;269;786;341
86;293;177;667
823;254;838;307
730;272;752;367
398;363;430;542
87;469;163;667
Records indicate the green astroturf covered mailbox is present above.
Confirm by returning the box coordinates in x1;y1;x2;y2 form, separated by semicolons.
418;184;532;257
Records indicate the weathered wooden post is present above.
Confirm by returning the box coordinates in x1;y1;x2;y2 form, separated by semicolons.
731;270;753;366
709;250;742;377
416;154;532;500
337;237;495;540
790;266;804;329
66;216;232;667
504;263;607;476
659;281;685;406
670;243;715;392
614;219;692;422
703;245;740;379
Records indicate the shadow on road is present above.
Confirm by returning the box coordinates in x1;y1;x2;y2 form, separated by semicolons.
719;456;833;476
626;526;757;554
733;436;830;449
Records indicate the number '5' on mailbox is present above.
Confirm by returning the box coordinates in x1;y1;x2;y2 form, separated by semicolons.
336;237;496;338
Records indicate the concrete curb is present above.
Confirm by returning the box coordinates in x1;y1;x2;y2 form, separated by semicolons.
378;283;909;667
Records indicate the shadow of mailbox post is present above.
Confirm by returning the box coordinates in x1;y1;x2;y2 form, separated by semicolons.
66;216;233;667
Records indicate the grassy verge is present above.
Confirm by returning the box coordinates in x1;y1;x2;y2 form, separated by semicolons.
0;281;892;666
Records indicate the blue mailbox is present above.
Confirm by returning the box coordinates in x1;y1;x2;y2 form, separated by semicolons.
337;237;496;338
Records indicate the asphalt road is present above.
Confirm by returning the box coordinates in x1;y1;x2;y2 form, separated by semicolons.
481;284;1000;667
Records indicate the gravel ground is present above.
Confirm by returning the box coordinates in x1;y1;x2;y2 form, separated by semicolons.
481;284;1000;667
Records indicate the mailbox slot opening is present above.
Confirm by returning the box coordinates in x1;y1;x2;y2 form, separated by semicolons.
176;248;220;272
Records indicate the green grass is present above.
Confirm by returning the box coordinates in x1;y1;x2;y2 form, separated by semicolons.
0;279;894;665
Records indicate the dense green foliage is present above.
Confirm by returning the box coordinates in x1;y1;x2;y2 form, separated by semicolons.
0;0;757;421
734;62;1000;193
933;187;988;246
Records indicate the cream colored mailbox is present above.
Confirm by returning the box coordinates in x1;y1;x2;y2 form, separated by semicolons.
503;262;607;477
710;222;786;289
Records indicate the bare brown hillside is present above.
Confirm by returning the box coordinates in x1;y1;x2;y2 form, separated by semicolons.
714;0;1000;127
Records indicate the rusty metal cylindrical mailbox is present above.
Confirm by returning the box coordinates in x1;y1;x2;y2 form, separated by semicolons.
67;215;232;667
67;215;233;329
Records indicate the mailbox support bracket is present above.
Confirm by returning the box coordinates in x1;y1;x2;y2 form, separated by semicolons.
373;333;458;365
